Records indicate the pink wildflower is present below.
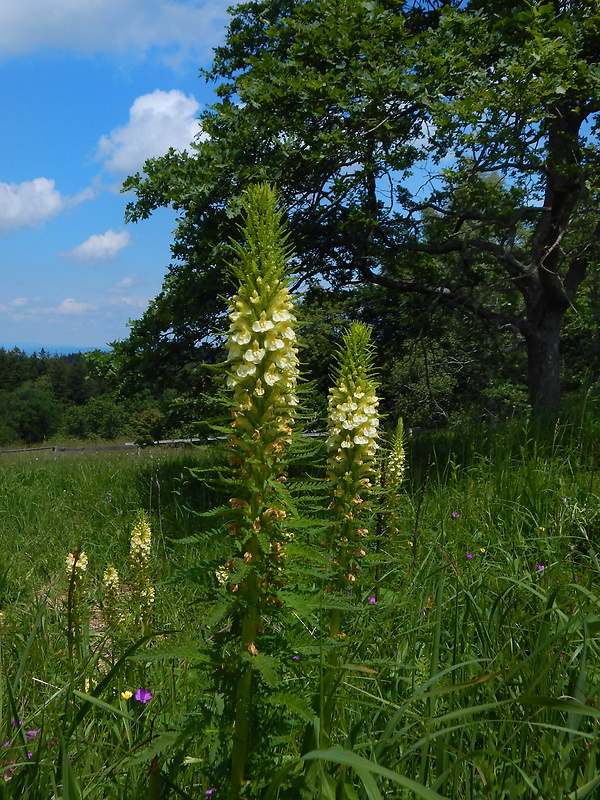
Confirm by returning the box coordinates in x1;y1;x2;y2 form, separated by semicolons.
135;688;152;704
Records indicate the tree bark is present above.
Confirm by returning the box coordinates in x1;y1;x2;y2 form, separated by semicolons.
522;302;565;417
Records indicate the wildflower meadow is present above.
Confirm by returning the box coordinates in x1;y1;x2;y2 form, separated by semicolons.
3;186;600;799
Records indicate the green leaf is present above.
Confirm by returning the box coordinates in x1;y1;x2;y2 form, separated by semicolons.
301;747;447;800
71;691;134;722
245;651;280;688
567;772;600;800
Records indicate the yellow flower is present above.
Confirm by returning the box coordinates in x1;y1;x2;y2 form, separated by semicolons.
103;565;119;591
66;550;88;575
129;511;154;629
480;548;486;553
216;567;230;586
226;188;299;420
130;511;152;567
387;417;407;491
326;324;379;469
121;690;133;700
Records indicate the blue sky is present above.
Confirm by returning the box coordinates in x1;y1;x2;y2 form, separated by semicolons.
0;0;231;352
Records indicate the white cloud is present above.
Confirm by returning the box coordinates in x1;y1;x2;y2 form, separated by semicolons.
0;178;65;234
108;295;149;308
109;274;140;291
0;178;95;236
0;296;101;328
0;0;229;61
55;298;96;315
70;186;98;205
63;229;131;263
106;275;148;309
97;90;200;173
0;297;41;317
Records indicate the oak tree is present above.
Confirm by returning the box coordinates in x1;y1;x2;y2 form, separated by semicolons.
121;0;600;416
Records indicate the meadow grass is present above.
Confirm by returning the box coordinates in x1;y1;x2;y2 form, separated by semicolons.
1;422;600;798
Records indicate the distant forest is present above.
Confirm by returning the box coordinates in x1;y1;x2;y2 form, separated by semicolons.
0;348;183;447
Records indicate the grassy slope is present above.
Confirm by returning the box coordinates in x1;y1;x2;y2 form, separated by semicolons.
1;423;600;797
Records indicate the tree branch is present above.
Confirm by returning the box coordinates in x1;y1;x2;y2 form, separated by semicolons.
354;258;524;334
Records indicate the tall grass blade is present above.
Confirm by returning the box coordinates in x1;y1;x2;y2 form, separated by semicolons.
11;611;42;694
567;772;600;799
301;747;447;800
59;729;82;800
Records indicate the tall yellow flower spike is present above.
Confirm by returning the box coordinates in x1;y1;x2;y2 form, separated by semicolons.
219;185;299;797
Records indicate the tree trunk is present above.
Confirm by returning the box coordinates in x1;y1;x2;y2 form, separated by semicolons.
523;304;564;417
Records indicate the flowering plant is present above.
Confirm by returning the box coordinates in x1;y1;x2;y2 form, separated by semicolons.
208;184;300;796
325;322;379;638
129;510;154;632
65;549;89;663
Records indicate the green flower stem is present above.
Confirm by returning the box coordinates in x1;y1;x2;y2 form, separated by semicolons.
230;591;260;798
230;667;253;798
375;418;406;596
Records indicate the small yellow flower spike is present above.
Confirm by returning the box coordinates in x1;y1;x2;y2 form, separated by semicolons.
102;564;124;632
480;548;486;553
326;323;379;520
129;510;154;630
66;550;88;575
121;690;133;700
216;566;230;586
387;417;406;491
408;541;414;547
130;511;152;569
103;564;119;591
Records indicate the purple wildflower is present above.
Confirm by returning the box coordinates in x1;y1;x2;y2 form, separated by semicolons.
452;512;460;518
135;688;152;704
466;553;473;559
537;565;545;571
25;730;40;740
368;597;376;604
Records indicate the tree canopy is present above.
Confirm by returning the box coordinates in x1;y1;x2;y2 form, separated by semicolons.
119;0;600;417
